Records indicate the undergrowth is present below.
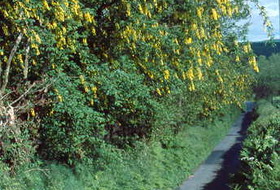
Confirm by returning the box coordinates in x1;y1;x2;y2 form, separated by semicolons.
0;107;239;190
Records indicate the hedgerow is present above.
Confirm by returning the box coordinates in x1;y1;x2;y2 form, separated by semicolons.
231;100;280;190
0;108;239;190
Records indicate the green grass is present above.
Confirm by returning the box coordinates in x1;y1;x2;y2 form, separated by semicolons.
0;109;239;190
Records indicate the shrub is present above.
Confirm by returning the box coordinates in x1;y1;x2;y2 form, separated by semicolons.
231;100;280;190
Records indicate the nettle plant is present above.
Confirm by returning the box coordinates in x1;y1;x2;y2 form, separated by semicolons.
0;0;271;164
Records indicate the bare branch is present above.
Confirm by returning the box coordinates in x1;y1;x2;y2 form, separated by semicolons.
23;43;30;79
0;33;23;95
9;82;36;107
0;60;2;85
0;90;14;101
9;77;56;107
24;168;50;177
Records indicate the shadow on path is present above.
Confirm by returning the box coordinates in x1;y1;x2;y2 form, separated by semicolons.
202;110;254;190
178;102;256;190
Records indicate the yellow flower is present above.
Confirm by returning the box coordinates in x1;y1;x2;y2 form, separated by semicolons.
17;54;24;63
221;5;227;14
249;56;256;64
91;27;96;35
227;7;233;17
253;64;259;72
57;95;63;102
185;37;192;44
90;99;94;106
188;81;195;91
265;21;272;27
200;28;206;39
84;86;89;93
215;70;223;83
243;44;251;53
197;58;202;65
55;7;65;22
30;108;36;117
166;87;171;94
156;88;162;95
79;75;85;84
62;27;67;34
49;21;57;29
211;8;219;20
126;3;131;16
174;38;179;45
191;23;197;30
186;67;194;80
216;0;222;4
196;67;203;80
148;72;154;79
233;6;239;14
197;7;204;19
35;47;41;55
249;56;259;72
147;11;151;18
196;30;201;39
33;32;42;43
138;4;143;14
82;38;87;45
84;12;93;23
50;109;54;115
182;71;186;80
163;69;170;80
91;86;98;93
42;0;50;10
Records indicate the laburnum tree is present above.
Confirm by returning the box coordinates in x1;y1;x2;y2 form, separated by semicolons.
0;0;272;164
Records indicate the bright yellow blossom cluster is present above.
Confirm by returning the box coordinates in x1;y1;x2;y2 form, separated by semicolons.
0;0;265;120
54;89;63;102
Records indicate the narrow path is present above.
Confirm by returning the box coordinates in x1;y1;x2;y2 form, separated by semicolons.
177;102;255;190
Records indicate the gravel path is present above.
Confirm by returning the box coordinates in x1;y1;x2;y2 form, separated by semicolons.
177;102;255;190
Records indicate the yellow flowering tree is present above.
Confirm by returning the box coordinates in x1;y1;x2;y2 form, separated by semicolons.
0;0;269;164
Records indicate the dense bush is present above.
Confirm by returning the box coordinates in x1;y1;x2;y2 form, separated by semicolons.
231;100;280;190
0;0;259;165
0;109;238;190
272;96;280;108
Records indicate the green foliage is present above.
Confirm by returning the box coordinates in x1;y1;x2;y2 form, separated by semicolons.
0;0;258;167
254;54;280;98
0;120;37;170
272;96;280;108
39;71;107;164
0;0;269;189
0;108;238;190
231;100;280;190
251;41;280;57
39;59;159;163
